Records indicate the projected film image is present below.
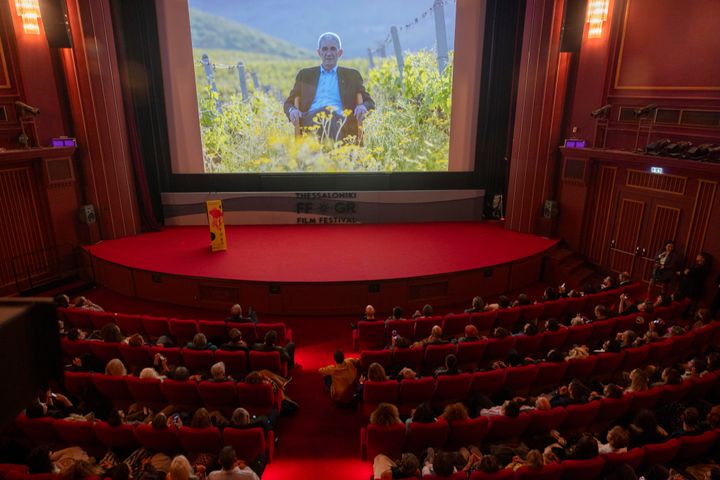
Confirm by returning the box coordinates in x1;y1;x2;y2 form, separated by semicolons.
189;0;457;173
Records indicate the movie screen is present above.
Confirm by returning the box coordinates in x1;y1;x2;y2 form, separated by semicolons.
188;0;457;173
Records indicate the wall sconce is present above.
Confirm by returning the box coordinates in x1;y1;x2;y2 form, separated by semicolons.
15;0;41;35
586;0;609;39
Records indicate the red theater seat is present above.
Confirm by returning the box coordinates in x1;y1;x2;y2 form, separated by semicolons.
495;308;522;331
469;470;515;480
631;386;662;411
484;336;515;361
584;292;608;311
91;375;133;404
504;364;538;395
442;313;470;338
675;430;719;461
485;413;531;442
53;419;97;448
645;340;673;366
125;376;165;405
519;304;545;324
602;447;644;471
469;311;497;335
386;319;415;342
612;315;637;335
236;382;276;416
134;423;181;453
533;362;568;393
94;421;137;451
456;340;488;371
227;323;257;345
539;329;569;353
168;319;200;344
564;296;589;316
432;373;472;408
362;380;399;418
587;319;616;346
63;309;93;329
140;316;170;338
15;414;60;445
470;369;506;397
198;381;238;410
223;427;273;463
642;439;681;467
392;347;424;372
161;379;202;406
447;416;489;449
88;342;121;363
182;349;215;373
542;299;567;319
565;356;598;381
423;343;457;374
525;407;567;436
560;402;601;435
404;419;449;455
591;352;624;380
198;320;230;344
178;426;222;455
61;339;91;360
63;371;92;398
361;423;405;460
214;350;248;378
414;317;443;339
593;394;634;431
513;334;543;357
115;314;143;336
563;323;594;349
619;345;650;372
515;462;563;480
422;473;467;480
687;371;719;399
119;344;152;368
149;346;183;367
249;350;286;376
256;323;290;344
560;457;605;480
360;349;392;372
660;382;691;405
398;377;436;416
355;321;386;351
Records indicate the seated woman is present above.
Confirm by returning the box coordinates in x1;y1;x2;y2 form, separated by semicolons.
186;333;217;351
440;402;469;422
405;402;436;430
457;325;482;343
366;362;389;382
505;449;545;471
434;354;460;377
626;368;649;393
220;328;248;351
465;296;488;314
105;358;127;376
369;403;402;426
416;325;448;347
597;426;629;454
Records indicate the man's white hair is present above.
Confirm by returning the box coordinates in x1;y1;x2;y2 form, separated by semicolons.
317;32;342;49
211;361;226;379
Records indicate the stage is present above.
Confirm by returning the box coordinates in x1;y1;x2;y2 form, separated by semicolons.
84;222;558;315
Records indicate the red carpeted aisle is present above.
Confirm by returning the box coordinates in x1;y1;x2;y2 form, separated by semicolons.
86;222;557;283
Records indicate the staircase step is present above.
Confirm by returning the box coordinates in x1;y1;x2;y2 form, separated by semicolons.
559;257;585;272
547;247;575;263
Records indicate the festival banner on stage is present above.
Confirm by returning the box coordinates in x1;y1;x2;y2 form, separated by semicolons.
206;200;227;251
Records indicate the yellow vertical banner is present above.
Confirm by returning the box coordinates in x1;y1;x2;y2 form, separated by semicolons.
206;200;227;252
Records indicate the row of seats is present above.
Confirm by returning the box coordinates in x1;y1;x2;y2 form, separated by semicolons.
62;371;280;415
362;428;720;479
61;339;288;376
361;370;720;458
13;413;273;464
358;308;709;376
360;325;719;417
58;309;293;345
351;282;652;351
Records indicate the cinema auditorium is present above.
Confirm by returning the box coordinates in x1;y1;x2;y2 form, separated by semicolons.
1;1;720;479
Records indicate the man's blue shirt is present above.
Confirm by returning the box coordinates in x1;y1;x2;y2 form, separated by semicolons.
309;66;344;115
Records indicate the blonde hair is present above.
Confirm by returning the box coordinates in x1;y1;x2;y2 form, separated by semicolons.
525;450;544;468
367;363;387;382
105;358;127;376
441;402;469;422
139;367;159;379
628;368;648;392
167;455;192;480
607;426;629;449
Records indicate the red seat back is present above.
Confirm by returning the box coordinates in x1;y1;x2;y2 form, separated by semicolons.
197;381;238;409
645;340;673;365
519;304;545;323
469;470;515;480
587;319;616;346
594;394;634;429
484;336;516;361
125;376;165;405
236;382;276;416
433;373;472;407
53;419;97;447
515;462;563;480
161;379;201;406
392;347;424;371
660;382;691;405
362;380;400;418
456;340;488;370
88;342;121;363
91;374;133;403
525;406;567;436
495;308;522;331
222;427;268;463
470;369;506;396
514;334;543;356
115;314;143;336
504;364;539;394
442;313;471;337
140;316;170;338
61;339;92;360
64;309;93;329
360;349;393;372
63;371;93;398
134;423;181;452
539;329;569;352
227;323;257;344
15;414;60;444
631;386;662;411
485;413;531;442
386;319;415;342
542;299;568;319
198;320;229;345
177;426;222;455
565;356;599;381
560;457;605;480
256;323;288;344
675;430;719;461
357;321;387;350
94;421;137;451
564;296;589;315
602;447;644;471
642;439;681;467
469;311;497;335
447;416;490;449
168;319;200;344
592;352;624;380
423;343;457;373
404;419;449;454
414;317;442;339
214;350;248;378
118;344;152;368
248;350;284;375
148;346;183;366
563;323;595;349
181;349;215;373
560;401;601;434
398;377;436;416
363;423;405;461
533;362;568;393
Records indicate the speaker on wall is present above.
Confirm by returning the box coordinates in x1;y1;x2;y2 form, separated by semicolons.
560;0;587;53
79;204;96;224
39;0;72;49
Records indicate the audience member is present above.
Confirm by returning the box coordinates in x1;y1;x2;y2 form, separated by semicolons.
207;446;259;480
319;350;360;404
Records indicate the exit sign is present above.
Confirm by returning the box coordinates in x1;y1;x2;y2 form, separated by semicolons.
650;167;664;174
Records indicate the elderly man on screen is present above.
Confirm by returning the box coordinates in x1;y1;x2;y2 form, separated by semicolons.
284;32;375;143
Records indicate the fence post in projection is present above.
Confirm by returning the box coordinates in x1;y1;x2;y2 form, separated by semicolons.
250;71;260;90
236;62;249;101
433;0;449;74
390;26;404;84
201;53;223;114
367;48;375;69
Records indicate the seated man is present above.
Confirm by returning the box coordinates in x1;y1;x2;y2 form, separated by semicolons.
284;32;374;143
252;330;295;369
225;304;257;324
319;350;360;404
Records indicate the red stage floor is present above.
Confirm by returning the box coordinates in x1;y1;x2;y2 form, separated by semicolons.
86;222;557;283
